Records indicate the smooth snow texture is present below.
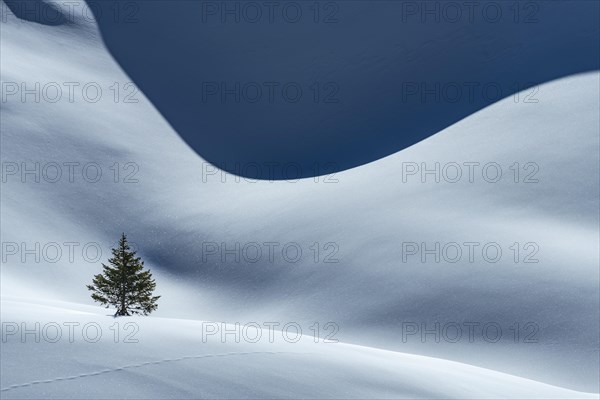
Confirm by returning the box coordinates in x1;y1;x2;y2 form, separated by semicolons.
1;297;597;399
1;1;599;397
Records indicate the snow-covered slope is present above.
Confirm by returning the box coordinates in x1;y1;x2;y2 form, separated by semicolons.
1;297;597;399
1;0;599;397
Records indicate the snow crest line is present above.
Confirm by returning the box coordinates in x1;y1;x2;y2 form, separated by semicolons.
0;351;306;392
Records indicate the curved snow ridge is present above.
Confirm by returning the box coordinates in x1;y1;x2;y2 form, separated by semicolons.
331;342;600;399
1;299;598;399
6;0;598;179
0;351;305;393
1;344;597;399
90;1;600;179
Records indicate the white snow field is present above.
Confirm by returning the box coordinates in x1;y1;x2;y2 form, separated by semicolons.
1;297;597;400
1;1;599;398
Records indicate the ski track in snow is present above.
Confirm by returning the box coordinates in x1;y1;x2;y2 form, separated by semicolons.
0;351;307;393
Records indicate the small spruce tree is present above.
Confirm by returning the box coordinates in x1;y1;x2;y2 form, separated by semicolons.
87;233;160;316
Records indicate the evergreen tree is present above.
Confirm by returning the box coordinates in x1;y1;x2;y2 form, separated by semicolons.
87;233;160;316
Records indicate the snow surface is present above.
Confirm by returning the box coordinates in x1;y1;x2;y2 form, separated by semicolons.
1;297;597;399
1;0;599;398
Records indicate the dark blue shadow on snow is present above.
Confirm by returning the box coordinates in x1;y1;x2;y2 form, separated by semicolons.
3;0;70;26
89;0;599;180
